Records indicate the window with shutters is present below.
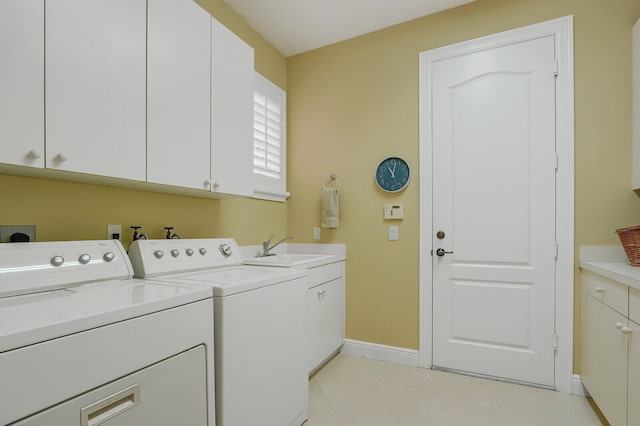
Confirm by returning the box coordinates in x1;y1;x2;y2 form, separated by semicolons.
253;72;289;201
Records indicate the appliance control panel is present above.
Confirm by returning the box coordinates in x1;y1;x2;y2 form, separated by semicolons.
128;238;243;278
0;240;131;298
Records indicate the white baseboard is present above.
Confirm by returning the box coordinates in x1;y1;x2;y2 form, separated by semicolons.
340;339;420;367
572;374;589;397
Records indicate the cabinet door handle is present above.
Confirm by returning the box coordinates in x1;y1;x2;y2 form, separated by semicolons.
615;322;625;329
594;287;605;293
621;326;633;334
54;153;67;162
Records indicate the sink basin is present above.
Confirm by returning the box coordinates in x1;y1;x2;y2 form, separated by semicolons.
244;253;341;268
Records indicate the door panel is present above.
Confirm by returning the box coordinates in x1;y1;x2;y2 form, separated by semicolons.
432;36;557;386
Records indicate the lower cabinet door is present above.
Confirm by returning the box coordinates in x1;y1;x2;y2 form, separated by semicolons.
581;294;628;426
629;319;640;426
308;278;345;373
15;346;208;426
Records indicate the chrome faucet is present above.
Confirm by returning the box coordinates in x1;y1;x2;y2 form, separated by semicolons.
261;235;293;257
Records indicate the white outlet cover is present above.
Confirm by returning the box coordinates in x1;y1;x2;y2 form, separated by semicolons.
389;226;398;241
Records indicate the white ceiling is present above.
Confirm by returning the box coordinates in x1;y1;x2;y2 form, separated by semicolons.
224;0;476;57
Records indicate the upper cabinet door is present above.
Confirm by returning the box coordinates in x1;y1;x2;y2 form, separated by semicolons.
45;0;146;181
0;0;44;168
211;18;255;197
147;0;211;190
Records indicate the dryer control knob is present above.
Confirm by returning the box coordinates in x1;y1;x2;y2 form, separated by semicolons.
186;248;194;256
154;250;164;259
171;249;180;258
219;244;232;257
78;254;91;264
199;248;207;256
51;256;64;267
103;252;115;262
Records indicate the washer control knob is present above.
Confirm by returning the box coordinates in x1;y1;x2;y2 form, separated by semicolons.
171;249;180;258
78;254;91;264
186;248;194;256
219;244;232;257
154;250;164;259
51;256;64;267
199;248;207;256
103;252;115;262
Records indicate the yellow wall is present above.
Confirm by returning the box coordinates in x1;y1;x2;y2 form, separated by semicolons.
0;0;288;249
286;0;640;372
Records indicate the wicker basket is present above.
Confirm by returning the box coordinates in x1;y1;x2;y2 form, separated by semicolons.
615;224;640;266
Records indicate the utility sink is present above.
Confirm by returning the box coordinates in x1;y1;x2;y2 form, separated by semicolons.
244;253;342;268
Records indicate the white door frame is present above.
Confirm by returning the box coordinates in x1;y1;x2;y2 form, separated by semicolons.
419;16;575;393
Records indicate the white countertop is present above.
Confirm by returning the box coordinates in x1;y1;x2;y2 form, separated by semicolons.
579;245;640;290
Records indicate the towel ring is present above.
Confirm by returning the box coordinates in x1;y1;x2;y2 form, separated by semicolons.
324;174;339;188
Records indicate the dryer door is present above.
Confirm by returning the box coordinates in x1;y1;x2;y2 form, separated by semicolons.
13;345;209;426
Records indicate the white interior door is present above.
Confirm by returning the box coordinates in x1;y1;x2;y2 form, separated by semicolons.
431;36;557;387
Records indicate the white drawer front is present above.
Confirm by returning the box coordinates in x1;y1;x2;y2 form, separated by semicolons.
582;269;629;316
307;261;343;288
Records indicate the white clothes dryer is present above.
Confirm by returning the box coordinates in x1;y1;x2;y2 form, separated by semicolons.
128;238;309;426
0;240;215;426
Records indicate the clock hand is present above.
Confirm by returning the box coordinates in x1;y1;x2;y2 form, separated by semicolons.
387;166;395;178
391;160;397;175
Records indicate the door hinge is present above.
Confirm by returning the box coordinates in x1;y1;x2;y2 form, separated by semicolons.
554;242;558;259
553;334;558;351
553;61;559;76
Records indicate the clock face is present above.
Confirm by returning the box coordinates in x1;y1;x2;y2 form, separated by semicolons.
375;157;411;193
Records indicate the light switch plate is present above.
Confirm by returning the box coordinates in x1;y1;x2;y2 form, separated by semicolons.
389;226;398;241
313;227;321;240
0;225;36;243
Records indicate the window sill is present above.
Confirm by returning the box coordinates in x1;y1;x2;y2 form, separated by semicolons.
252;188;290;202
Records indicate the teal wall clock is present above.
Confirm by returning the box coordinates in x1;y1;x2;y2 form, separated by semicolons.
375;157;411;193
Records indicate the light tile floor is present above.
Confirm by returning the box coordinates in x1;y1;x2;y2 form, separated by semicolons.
306;354;603;426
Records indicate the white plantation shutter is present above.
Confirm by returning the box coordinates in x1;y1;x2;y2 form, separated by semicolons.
253;73;289;201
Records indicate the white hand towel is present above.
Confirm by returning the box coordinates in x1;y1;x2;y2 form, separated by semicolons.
322;186;339;228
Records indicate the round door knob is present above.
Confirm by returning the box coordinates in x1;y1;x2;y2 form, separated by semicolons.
615;322;625;329
199;248;207;256
204;180;212;189
154;250;164;259
621;326;634;334
219;244;232;257
78;254;91;264
54;153;67;162
212;182;220;190
594;287;605;293
435;248;454;257
436;231;446;239
186;248;194;256
103;252;115;262
51;256;64;267
171;249;180;258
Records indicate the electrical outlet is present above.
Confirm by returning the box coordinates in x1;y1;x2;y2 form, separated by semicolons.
0;225;36;243
107;224;122;240
313;227;321;240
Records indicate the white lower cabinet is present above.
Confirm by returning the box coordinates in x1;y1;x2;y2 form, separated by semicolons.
629;287;640;426
306;261;345;373
0;0;44;169
45;0;147;181
580;269;637;426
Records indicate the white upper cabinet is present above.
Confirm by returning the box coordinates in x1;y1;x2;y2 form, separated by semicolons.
147;0;212;190
0;0;44;168
45;0;147;181
211;18;255;197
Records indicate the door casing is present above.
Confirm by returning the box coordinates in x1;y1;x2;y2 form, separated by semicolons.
418;16;575;393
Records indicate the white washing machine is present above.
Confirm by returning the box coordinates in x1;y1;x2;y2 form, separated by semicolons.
128;238;309;426
0;240;215;426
